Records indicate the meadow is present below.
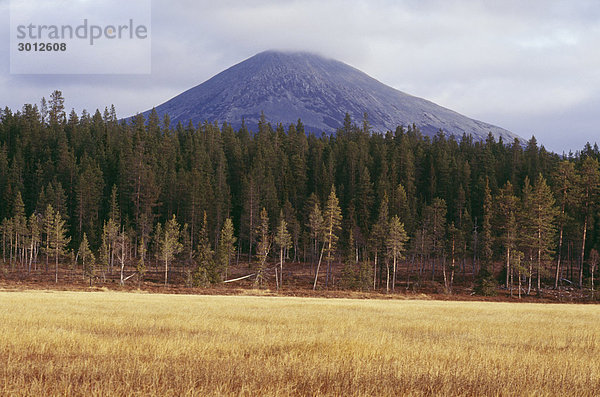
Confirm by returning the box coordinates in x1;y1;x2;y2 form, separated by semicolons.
1;290;599;396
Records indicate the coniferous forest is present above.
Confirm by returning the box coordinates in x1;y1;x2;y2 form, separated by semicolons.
2;90;600;297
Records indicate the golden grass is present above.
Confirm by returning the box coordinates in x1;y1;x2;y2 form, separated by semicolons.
1;290;599;396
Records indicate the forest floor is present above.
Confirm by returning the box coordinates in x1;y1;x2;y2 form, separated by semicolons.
0;260;595;303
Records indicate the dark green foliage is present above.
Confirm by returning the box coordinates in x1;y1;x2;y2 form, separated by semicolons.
1;95;600;294
340;260;373;290
474;178;497;296
194;212;218;286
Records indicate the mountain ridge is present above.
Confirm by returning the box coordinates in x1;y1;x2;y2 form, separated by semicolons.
135;50;521;142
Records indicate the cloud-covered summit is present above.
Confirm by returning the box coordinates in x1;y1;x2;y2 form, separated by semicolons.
138;50;521;142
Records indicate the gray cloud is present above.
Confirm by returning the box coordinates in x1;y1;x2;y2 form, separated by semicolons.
1;0;599;153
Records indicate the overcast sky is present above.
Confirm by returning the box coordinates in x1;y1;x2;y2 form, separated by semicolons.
1;0;599;153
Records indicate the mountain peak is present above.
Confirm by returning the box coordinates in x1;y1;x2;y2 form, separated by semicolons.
138;51;521;142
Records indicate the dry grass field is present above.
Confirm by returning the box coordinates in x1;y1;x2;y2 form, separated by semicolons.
1;290;599;396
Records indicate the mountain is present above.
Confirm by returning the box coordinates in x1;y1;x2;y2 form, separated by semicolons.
137;50;520;141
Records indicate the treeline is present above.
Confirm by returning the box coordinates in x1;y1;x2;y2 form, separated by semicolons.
1;90;600;295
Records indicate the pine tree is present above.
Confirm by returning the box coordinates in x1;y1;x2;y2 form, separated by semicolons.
76;156;103;244
307;196;324;276
497;181;519;292
42;204;55;272
115;227;130;286
519;177;537;294
370;193;389;290
446;222;459;293
577;157;600;288
12;191;26;268
102;218;119;273
274;210;292;289
48;90;66;126
241;174;260;263
531;173;557;293
282;201;300;263
50;211;70;283
26;213;41;273
159;215;182;286
589;249;599;299
386;215;408;293
137;236;147;285
108;185;121;226
552;161;577;288
318;186;342;289
423;198;447;282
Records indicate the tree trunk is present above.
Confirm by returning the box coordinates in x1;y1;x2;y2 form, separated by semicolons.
373;250;377;290
442;257;448;293
509;265;513;297
120;251;125;286
591;266;595;300
580;218;587;288
555;215;564;289
406;255;412;291
28;240;33;274
279;247;284;288
386;262;389;294
55;249;58;284
45;239;49;273
164;256;168;286
450;237;455;294
537;221;542;294
527;259;532;295
392;255;397;292
505;246;510;289
313;242;325;290
325;229;332;288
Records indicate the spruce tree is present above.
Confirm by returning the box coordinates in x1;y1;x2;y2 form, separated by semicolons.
474;178;496;296
217;217;236;280
254;208;270;287
78;233;95;286
531;174;557;293
196;212;216;286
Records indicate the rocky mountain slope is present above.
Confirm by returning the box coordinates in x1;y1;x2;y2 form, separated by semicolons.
137;50;520;141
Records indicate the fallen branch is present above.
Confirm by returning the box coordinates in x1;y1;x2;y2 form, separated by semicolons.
223;273;256;283
123;272;136;282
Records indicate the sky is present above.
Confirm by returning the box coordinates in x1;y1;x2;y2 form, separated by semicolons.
1;0;599;153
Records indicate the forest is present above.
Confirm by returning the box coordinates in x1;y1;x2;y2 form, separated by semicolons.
1;90;599;297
